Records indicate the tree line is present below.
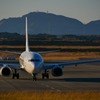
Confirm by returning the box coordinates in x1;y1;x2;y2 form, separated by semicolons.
0;32;100;40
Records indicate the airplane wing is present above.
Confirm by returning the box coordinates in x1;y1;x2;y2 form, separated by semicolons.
38;50;60;54
0;50;21;55
0;63;21;69
43;60;100;69
0;50;59;54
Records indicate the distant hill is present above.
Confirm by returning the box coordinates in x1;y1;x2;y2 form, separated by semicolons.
0;12;100;35
85;20;100;35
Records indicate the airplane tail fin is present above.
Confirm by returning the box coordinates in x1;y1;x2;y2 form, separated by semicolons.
25;17;30;52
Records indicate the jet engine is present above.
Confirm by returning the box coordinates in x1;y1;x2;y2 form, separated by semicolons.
52;66;63;77
0;66;11;76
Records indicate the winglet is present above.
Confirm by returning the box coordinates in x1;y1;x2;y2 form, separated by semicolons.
25;17;30;52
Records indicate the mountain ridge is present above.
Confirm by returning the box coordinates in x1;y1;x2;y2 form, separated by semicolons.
0;12;100;35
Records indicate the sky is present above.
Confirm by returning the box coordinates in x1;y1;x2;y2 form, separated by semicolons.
0;0;100;24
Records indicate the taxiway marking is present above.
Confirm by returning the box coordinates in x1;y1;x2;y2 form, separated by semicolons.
19;74;61;91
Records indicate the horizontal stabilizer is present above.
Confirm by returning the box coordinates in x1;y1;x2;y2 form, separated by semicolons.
38;50;60;54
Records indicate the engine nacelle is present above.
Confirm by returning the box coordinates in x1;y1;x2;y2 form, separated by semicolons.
52;66;63;77
0;66;11;76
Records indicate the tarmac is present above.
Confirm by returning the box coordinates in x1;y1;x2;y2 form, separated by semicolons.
0;59;100;92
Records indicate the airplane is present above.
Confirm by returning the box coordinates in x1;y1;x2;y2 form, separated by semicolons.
0;17;100;81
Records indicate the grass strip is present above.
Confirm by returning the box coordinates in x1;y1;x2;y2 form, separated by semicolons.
0;91;100;100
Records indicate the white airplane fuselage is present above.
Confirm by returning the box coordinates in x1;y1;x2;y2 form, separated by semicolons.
19;51;44;75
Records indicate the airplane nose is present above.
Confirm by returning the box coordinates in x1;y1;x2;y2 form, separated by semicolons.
31;62;42;74
29;63;35;74
30;62;39;74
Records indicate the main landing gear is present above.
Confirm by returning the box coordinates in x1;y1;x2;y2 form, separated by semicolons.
32;73;37;81
42;69;49;79
12;69;19;79
32;70;49;81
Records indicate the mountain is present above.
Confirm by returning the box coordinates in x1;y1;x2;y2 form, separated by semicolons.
0;12;100;35
85;20;100;35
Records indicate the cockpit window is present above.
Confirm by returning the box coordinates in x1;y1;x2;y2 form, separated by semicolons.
29;59;40;62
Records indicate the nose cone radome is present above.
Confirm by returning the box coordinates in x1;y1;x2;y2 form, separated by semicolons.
32;62;43;73
27;52;43;74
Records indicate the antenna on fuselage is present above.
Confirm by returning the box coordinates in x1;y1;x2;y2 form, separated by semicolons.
25;17;30;52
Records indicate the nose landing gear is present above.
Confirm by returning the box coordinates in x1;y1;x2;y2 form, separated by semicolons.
32;73;37;81
32;69;49;81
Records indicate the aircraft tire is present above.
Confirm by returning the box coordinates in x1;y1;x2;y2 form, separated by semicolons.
46;73;49;79
42;73;44;79
17;73;19;79
33;77;36;81
12;73;15;79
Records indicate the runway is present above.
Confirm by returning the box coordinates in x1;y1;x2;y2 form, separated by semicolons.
0;60;100;92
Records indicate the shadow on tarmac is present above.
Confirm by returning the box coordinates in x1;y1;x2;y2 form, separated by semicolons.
48;78;100;82
18;78;100;83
